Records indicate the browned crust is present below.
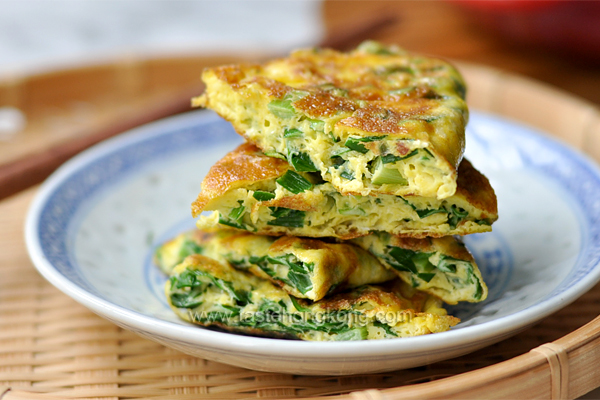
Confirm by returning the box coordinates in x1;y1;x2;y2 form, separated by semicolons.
261;194;321;212
317;284;413;312
454;159;498;218
191;143;290;217
293;91;357;117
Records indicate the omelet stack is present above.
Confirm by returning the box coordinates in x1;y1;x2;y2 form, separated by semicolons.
155;41;498;341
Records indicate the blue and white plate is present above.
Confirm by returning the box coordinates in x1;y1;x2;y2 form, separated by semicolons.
25;110;600;375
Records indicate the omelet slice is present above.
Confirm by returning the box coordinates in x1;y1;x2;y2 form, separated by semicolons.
352;233;487;304
192;143;497;239
194;41;468;200
155;229;395;301
166;254;459;341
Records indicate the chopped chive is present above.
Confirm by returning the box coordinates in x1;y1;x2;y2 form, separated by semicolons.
253;191;276;201
437;255;461;273
288;152;318;172
248;255;265;264
381;149;419;164
328;131;340;142
413;253;436;273
263;151;286;160
218;201;248;229
331;148;351;157
475;219;491;226
371;157;408;185
284;128;303;138
177;240;203;260
344;135;387;154
417;273;436;282
399;196;417;211
331;156;346;168
276;170;313;194
228;201;245;221
344;138;368;154
288;271;313;294
268;99;296;119
416;208;447;219
339;207;366;216
267;207;305;228
218;215;246;230
290;296;311;312
387;247;418;274
372;321;398;337
309;119;325;131
340;170;354;180
448;206;469;229
170;292;203;309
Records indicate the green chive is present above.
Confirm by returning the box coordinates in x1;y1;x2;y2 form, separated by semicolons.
268;99;296;119
416;208;447;219
309;119;325;131
417;273;436;283
448;206;469;229
344;138;368;154
263;151;286;160
276;170;313;194
387;247;418;274
371;157;408;185
267;207;305;228
340;171;354;180
290;296;311;312
284;128;303;138
288;152;318;172
381;149;419;164
253;191;276;201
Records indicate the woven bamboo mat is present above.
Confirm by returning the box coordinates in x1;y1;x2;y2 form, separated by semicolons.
1;187;600;399
1;60;600;398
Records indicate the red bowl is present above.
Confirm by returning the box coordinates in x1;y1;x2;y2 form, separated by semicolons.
450;1;600;64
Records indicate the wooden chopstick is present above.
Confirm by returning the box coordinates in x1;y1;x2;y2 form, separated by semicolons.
0;11;398;201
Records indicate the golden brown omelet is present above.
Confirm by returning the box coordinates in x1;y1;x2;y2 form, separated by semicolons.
192;143;497;239
166;254;459;341
194;41;468;199
352;233;487;304
155;228;395;301
156;228;487;304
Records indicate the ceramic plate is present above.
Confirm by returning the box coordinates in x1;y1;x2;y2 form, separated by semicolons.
25;110;600;375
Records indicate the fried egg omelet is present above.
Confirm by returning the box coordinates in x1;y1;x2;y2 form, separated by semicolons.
155;228;487;304
193;41;468;200
352;233;487;304
155;228;396;302
192;143;497;240
166;254;459;341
